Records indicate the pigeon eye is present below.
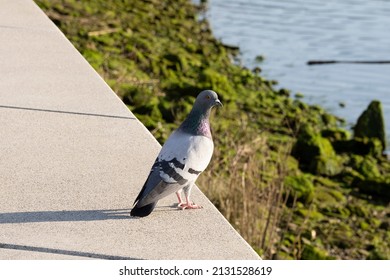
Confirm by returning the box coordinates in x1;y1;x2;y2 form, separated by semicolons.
206;95;210;99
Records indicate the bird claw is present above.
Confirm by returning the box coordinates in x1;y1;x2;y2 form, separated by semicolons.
178;203;203;210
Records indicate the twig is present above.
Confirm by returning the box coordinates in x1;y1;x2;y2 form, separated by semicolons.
307;60;390;65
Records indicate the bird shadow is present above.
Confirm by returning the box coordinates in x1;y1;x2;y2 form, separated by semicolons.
0;205;184;224
0;208;133;224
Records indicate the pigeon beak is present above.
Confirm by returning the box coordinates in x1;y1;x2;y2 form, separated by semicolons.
214;99;223;107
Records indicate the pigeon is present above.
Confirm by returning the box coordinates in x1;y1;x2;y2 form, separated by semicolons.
130;90;222;217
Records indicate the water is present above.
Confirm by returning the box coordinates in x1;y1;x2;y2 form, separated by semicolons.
206;0;390;150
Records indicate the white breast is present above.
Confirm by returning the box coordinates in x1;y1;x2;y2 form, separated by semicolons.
158;130;214;183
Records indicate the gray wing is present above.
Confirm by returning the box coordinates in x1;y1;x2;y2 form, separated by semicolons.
133;158;189;207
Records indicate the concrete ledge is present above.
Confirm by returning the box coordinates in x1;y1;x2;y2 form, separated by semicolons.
0;0;260;259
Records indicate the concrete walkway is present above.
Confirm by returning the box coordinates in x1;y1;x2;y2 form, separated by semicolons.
0;0;260;259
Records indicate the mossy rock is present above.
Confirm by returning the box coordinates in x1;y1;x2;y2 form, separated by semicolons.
301;244;333;260
297;208;324;221
367;249;389;260
379;220;390;230
292;124;341;175
333;137;383;158
315;186;346;206
347;202;370;218
321;128;350;141
315;176;340;188
321;113;338;127
353;177;390;202
309;155;343;176
284;174;314;204
354;100;386;152
336;167;365;187
320;205;351;219
349;155;380;179
293;125;335;160
326;223;355;249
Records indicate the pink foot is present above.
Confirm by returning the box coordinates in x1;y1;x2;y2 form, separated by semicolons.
178;202;203;210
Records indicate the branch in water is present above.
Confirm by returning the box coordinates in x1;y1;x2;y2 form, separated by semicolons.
307;60;390;65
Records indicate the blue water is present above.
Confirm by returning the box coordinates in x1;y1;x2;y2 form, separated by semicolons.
207;0;390;150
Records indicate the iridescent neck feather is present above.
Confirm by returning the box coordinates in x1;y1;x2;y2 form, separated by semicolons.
179;108;212;138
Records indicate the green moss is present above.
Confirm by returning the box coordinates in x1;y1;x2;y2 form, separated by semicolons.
337;167;365;186
359;221;370;230
354;100;386;151
286;155;299;173
321;113;338;127
309;155;343;176
315;176;340;188
349;155;380;179
292;124;335;164
320;205;351;219
284;174;314;204
297;208;324;221
321;128;350;141
199;68;235;98
292;124;343;175
315;186;346;207
301;244;334;260
347;202;369;218
333;138;383;158
367;249;389;260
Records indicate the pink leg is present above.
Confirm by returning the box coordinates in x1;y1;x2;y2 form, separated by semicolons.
176;190;184;207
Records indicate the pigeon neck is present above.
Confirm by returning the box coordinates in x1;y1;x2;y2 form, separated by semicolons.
179;107;212;138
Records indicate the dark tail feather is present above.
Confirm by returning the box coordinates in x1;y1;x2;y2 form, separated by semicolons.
130;202;157;217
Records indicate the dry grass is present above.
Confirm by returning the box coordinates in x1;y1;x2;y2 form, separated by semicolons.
198;124;295;259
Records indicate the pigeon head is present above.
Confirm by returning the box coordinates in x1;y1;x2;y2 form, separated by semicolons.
193;90;223;110
179;90;222;138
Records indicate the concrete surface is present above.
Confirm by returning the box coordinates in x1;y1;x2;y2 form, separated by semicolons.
0;0;260;259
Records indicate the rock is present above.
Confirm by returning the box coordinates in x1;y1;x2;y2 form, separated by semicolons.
255;55;265;62
278;88;290;97
353;177;390;203
321;113;338;127
379;220;390;230
252;66;262;74
292;124;342;175
337;167;365;186
347;202;369;218
333;137;383;158
292;125;334;164
321;128;350;141
284;174;314;204
367;249;389;260
354;100;386;152
349;155;380;179
309;155;343;176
